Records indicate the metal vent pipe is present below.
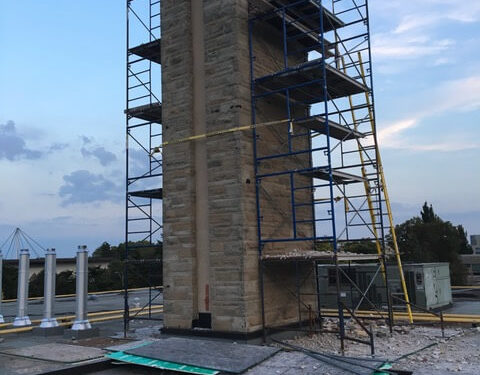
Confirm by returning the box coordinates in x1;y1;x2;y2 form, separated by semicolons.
0;251;4;323
40;248;59;328
13;249;31;327
71;245;91;330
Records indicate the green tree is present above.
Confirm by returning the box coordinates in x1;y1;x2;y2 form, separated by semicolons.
90;240;162;290
341;240;377;254
92;240;162;260
29;270;44;297
420;201;439;223
92;242;113;257
393;203;468;285
55;270;76;295
457;225;473;254
2;264;18;299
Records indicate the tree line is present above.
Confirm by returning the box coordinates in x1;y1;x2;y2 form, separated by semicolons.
1;241;162;300
1;203;472;298
318;202;470;285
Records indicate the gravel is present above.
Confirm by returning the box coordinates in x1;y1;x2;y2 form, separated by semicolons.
286;319;480;374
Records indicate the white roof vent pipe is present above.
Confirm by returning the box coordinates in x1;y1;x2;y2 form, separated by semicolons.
71;245;91;330
40;248;59;328
13;249;31;327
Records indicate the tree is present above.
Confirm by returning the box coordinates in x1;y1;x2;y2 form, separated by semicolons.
91;240;162;260
457;225;473;254
29;270;44;297
341;240;377;254
88;265;117;292
2;263;18;299
90;240;162;290
92;242;113;258
393;203;468;285
55;270;76;295
420;202;439;223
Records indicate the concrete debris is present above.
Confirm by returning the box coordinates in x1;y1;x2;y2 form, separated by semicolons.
262;249;377;260
287;318;480;374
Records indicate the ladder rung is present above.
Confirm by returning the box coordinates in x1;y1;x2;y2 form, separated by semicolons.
129;69;149;77
129;82;150;89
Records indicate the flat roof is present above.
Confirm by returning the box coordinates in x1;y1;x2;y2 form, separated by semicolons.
4;257;113;264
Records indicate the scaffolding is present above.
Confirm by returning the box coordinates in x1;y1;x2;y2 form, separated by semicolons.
249;0;411;351
124;0;163;334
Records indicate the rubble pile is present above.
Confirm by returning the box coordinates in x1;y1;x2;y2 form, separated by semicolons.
288;318;480;373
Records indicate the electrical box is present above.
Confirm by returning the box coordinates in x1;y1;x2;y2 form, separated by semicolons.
317;263;452;311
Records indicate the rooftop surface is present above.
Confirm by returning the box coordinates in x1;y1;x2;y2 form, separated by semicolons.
1;289;480;374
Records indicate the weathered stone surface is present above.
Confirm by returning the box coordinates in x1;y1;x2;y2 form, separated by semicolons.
162;0;316;334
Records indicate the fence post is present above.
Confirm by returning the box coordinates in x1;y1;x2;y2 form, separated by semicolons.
440;311;445;338
370;323;375;356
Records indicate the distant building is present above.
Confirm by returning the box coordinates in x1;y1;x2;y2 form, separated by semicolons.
460;254;480;285
4;257;112;278
471;235;480;255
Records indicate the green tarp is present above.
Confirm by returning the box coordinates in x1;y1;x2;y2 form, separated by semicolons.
106;351;219;375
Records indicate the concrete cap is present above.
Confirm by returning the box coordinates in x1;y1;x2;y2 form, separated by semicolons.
77;245;88;254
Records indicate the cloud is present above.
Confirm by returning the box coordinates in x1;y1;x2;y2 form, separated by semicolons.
372;34;453;60
432;57;451;66
81;136;92;144
59;170;122;206
80;136;117;166
373;1;480;30
379;76;480;151
378;118;418;146
431;76;480;113
0;121;43;161
49;142;69;152
369;0;480;69
393;16;434;34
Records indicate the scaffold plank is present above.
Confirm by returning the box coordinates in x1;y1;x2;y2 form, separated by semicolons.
296;116;364;140
129;188;163;199
255;0;344;33
129;39;162;64
126;102;162;123
255;60;368;103
301;167;365;184
262;250;379;262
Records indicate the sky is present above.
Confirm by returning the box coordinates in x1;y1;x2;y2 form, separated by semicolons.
0;0;479;258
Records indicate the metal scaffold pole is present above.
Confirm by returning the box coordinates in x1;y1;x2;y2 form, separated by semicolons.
356;52;413;324
246;0;411;349
124;0;163;335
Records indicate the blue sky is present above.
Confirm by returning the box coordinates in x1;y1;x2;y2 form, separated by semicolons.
0;0;479;258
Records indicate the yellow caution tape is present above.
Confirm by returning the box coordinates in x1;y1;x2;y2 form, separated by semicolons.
151;118;292;154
